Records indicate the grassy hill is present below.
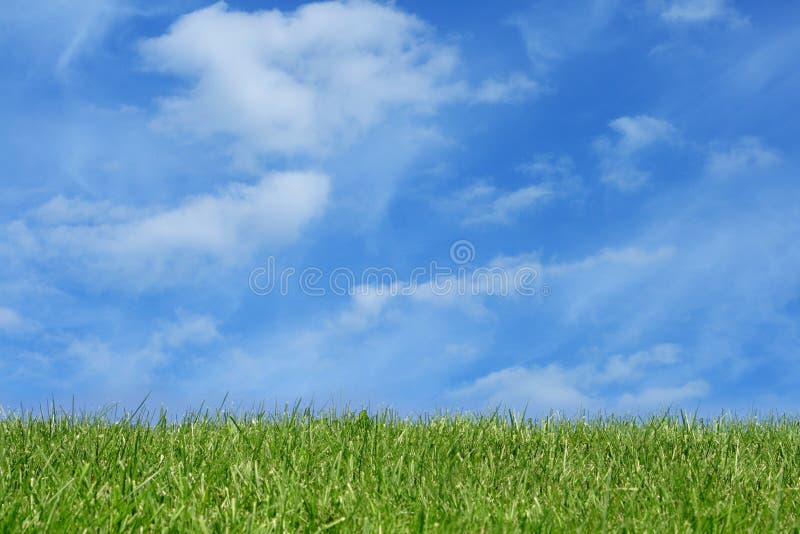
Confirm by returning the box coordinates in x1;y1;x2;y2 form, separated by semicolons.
1;405;799;532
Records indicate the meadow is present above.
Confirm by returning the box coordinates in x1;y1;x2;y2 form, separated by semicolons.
1;404;799;532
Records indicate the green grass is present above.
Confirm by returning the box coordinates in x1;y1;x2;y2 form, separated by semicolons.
2;405;800;532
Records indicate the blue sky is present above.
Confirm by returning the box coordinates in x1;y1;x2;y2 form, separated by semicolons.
1;0;799;415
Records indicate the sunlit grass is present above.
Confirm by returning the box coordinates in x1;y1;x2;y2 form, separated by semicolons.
1;403;799;531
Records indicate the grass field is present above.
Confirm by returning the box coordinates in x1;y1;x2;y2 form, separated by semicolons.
1;405;799;532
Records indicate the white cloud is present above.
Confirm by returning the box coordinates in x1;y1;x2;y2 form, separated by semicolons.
455;183;552;225
617;380;710;409
725;27;800;96
516;154;581;181
509;0;620;72
507;138;799;383
705;137;780;179
659;0;746;26
448;365;591;411
596;343;681;383
472;73;540;103
0;0;128;76
55;312;222;395
8;171;329;287
141;1;532;158
31;195;137;225
0;307;24;332
155;313;221;349
332;285;395;332
486;185;552;222
493;244;675;296
594;115;677;190
546;245;675;275
447;344;708;412
607;116;676;150
449;155;578;225
64;337;159;378
170;280;496;410
54;1;126;74
600;166;652;191
112;172;327;257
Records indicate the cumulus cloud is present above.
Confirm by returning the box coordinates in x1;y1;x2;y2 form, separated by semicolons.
141;1;534;158
6;171;329;287
594;115;677;190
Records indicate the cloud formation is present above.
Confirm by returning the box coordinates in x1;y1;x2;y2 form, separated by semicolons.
453;183;552;225
594;115;677;190
448;155;579;225
57;312;224;398
659;0;746;25
3;0;800;416
705;137;780;179
509;0;620;72
448;344;707;413
0;0;128;77
141;1;535;158
472;73;540;104
6;171;329;287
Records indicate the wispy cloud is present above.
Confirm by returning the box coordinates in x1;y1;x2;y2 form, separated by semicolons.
0;1;114;72
448;365;591;411
447;343;707;413
448;155;579;225
658;0;747;26
54;312;224;400
493;245;676;319
153;313;221;349
452;182;552;225
2;0;799;414
472;73;540;103
5;172;329;288
595;344;681;383
0;307;24;333
618;380;709;408
594;115;677;190
705;137;780;179
509;0;621;72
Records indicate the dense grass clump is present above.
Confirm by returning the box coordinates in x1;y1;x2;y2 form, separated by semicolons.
1;405;800;532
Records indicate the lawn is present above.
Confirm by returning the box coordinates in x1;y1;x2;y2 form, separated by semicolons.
1;405;799;532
